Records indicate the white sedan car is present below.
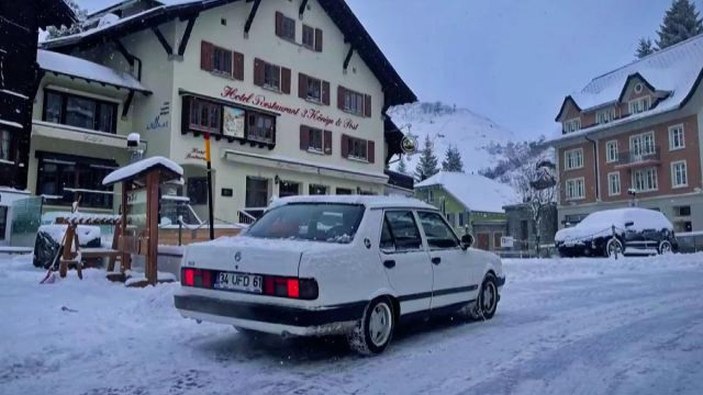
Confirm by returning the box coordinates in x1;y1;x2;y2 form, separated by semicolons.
174;195;505;355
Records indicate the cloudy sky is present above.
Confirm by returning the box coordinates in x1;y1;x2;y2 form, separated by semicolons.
78;0;683;138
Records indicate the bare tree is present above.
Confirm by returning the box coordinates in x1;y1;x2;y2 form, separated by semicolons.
512;158;557;256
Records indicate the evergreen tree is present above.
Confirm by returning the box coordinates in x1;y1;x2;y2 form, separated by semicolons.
656;0;703;49
396;155;408;174
636;37;655;58
414;135;439;182
46;0;87;39
441;144;464;172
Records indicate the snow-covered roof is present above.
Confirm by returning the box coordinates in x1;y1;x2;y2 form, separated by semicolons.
103;156;183;185
38;49;150;93
551;34;703;143
269;195;436;211
415;171;519;213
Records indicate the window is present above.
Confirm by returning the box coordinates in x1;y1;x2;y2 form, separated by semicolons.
563;118;581;133
309;184;327;195
246;112;275;144
0;206;6;240
381;210;423;251
0;129;11;162
344;89;365;116
446;213;455;227
630;132;656;156
669;124;685;150
187;177;208;205
309;127;323;152
43;90;117;134
212;46;233;75
336;188;353;195
306;77;322;102
632;167;658;192
245;177;269;208
608;172;621;196
348;137;368;160
189;98;221;133
674;206;691;217
565;178;585;200
281;14;295;41
596;108;615;124
279;180;300;197
564;148;583;170
264;63;281;90
629;97;650;114
302;25;315;49
458;212;465;227
671;161;688;188
36;154;115;209
606;140;618;163
417;211;460;249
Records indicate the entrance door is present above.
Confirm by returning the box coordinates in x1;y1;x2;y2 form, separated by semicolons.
379;210;432;314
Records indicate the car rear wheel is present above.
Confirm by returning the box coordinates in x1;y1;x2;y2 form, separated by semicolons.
347;297;395;355
605;238;623;258
659;240;673;255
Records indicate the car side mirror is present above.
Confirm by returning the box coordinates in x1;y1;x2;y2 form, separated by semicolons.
461;234;474;250
624;221;634;227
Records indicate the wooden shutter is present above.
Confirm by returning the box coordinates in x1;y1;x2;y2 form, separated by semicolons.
281;67;291;94
298;73;307;99
314;28;323;52
337;86;346;110
200;41;213;71
253;58;264;86
364;94;372;117
322;81;330;105
232;51;244;80
323;130;332;154
299;125;309;150
275;11;283;37
367;140;375;163
341;134;350;158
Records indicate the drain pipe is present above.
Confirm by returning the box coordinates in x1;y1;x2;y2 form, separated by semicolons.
584;135;600;201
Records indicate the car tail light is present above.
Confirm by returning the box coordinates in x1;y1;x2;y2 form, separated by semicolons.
262;275;318;300
182;268;195;286
181;268;214;289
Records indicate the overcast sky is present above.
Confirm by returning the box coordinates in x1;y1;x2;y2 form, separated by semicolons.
79;0;684;138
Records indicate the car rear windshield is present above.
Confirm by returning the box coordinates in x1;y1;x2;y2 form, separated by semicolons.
245;203;365;243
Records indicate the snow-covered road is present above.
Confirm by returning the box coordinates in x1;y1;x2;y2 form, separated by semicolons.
1;253;702;395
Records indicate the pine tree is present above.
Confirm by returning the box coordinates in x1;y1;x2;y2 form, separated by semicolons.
656;0;703;49
414;135;439;182
636;37;655;58
441;145;464;172
46;0;88;39
396;155;408;174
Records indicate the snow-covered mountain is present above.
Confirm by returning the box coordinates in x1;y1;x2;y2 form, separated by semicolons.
388;102;517;174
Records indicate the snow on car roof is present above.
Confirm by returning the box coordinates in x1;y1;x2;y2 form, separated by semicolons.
269;195;437;210
580;207;672;230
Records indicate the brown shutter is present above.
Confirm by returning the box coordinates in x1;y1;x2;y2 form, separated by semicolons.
281;67;291;94
232;51;244;80
314;28;323;52
322;81;330;105
341;134;349;158
200;41;213;71
253;58;264;86
367;140;375;163
324;130;332;154
299;125;309;150
364;94;372;117
275;11;283;37
298;73;307;99
337;86;346;110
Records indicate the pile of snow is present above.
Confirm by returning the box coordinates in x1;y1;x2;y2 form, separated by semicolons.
103;156;183;185
415;171;519;213
555;208;673;243
38;224;101;245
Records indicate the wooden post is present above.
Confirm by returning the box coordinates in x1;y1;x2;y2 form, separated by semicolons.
145;171;160;285
121;182;132;272
59;225;75;278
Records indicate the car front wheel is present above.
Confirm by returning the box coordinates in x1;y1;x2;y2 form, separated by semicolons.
347;297;395;355
605;238;623;258
659;240;673;255
468;273;499;320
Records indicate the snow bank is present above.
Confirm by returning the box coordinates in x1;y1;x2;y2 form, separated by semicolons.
38;224;101;245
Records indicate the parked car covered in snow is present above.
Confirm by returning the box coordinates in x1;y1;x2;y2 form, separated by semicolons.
174;195;505;355
555;208;677;257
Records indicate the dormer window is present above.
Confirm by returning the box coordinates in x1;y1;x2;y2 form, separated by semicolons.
629;97;650;114
563;118;581;133
596;107;616;124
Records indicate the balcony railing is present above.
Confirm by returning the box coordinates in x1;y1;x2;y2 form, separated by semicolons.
615;147;661;167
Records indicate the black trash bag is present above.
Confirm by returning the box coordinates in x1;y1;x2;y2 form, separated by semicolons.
32;231;62;269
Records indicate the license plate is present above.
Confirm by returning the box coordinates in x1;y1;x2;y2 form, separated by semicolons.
214;272;263;293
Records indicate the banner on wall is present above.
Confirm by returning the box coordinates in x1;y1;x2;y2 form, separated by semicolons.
223;106;245;138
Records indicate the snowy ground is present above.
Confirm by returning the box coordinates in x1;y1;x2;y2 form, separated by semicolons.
1;253;702;395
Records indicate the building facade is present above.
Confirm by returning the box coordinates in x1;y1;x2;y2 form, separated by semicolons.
551;35;703;232
36;0;415;224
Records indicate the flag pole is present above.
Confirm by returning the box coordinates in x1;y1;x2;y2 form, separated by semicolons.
204;133;215;240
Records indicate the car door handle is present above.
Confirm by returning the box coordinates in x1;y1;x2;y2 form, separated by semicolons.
431;257;441;265
383;260;396;269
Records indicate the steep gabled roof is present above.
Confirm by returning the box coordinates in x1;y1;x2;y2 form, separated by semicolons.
415;171;519;213
554;95;581;122
40;0;416;107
